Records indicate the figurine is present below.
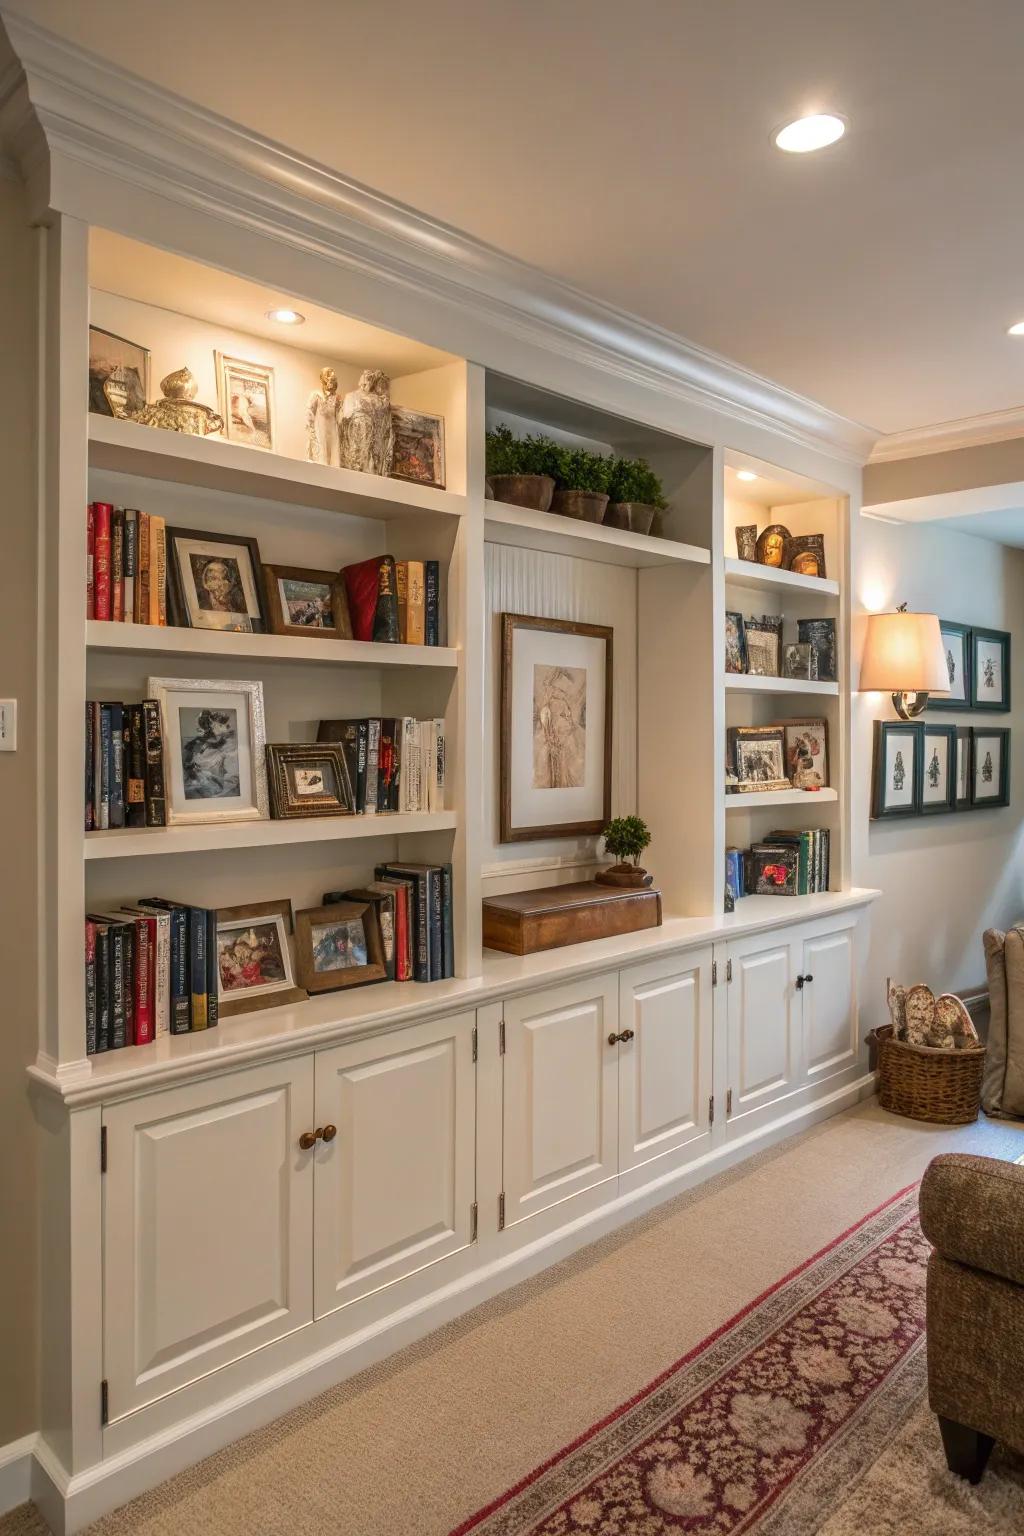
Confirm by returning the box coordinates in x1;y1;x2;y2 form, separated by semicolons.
134;368;224;436
305;367;342;466
340;369;394;476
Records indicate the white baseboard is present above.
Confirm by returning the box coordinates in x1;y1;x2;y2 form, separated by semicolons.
49;1073;877;1534
0;1433;38;1517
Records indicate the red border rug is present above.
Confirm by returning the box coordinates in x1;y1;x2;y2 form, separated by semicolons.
452;1185;928;1535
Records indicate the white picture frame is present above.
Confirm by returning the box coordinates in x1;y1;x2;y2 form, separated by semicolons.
148;675;269;825
215;351;276;452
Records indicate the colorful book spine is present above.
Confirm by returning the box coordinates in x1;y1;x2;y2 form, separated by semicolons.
137;510;151;624
441;861;454;979
93;922;111;1053
150;515;167;626
373;555;401;643
395;560;409;643
365;718;381;814
85;703;95;832
206;908;219;1029
110;507;125;623
424;559;440;645
86;503;95;619
431;718;446;811
108;702;125;829
109;922;127;1049
406;560;425;645
142;698;167;826
132;915;155;1045
98;705;112;830
125;703;146;828
85;920;98;1055
123;508;137;623
93;502;112;621
189;908;208;1029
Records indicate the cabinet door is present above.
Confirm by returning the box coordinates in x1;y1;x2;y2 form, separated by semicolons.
103;1057;314;1421
618;948;713;1188
502;972;618;1228
725;930;801;1135
314;1012;476;1318
801;920;859;1086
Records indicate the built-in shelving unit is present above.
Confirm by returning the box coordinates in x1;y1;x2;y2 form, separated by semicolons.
484;499;711;569
722;556;840;598
724;673;840;697
725;787;838;812
84;811;458;860
86;619;460;670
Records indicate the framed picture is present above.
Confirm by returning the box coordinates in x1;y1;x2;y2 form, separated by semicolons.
148;675;269;824
784;720;829;789
955;726;972;809
871;720;921;819
88;325;149;420
266;742;354;818
728;725;788;788
500;613;613;843
784;533;827;580
724;611;748;674
744;617;782;677
295;900;386;993
920;723;956;814
971;727;1010;808
215;352;276;451
167;526;267;633
782;642;817;681
797;619;837;682
263;565;352;640
749;845;798;896
391;407;446;488
971;628;1011;711
215;899;306;1018
930;621;970;710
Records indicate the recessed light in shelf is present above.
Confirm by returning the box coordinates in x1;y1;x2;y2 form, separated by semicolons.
773;113;846;154
736;470;758;482
266;307;305;325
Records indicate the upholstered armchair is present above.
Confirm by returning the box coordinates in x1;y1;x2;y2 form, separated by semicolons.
919;1153;1024;1481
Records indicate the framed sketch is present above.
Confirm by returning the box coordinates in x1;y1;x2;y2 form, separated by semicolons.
167;526;267;633
784;532;827;580
724;611;748;674
971;628;1010;711
88;325;150;420
744;616;782;676
782;642;817;681
215;899;306;1018
728;725;788;789
784;720;829;789
929;620;970;710
294;900;386;992
871;720;921;819
971;727;1010;808
148;675;269;825
500;613;613;843
266;743;354;818
263;565;352;640
215;352;276;451
391;407;446;488
920;723;956;814
955;726;972;809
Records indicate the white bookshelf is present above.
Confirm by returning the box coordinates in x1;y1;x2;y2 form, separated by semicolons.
725;787;838;812
724;673;840;697
723;556;839;598
485;499;711;569
84;811;458;860
86;620;460;670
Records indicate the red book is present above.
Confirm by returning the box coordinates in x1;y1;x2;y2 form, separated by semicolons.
93;502;112;621
387;879;411;981
341;555;400;643
86;504;95;619
127;913;156;1045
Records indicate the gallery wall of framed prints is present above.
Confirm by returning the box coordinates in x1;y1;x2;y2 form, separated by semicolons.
871;719;1011;819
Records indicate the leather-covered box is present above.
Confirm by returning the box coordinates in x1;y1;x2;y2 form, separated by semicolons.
482;881;662;956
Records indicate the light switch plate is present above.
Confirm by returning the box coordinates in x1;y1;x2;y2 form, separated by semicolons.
0;699;16;751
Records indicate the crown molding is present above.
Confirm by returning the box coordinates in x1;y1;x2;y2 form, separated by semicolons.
868;404;1024;463
0;10;877;465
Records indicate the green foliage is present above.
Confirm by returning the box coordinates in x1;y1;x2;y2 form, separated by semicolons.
486;430;667;513
486;425;562;480
552;446;614;494
602;814;651;865
607;456;668;509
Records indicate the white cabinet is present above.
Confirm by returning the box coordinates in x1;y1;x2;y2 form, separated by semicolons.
801;922;858;1086
501;973;619;1228
102;1057;315;1421
313;1012;476;1317
618;948;713;1192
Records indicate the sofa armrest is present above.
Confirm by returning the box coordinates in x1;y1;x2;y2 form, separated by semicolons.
920;1153;1024;1288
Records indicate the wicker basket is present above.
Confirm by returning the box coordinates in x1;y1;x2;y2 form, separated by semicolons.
869;1024;985;1124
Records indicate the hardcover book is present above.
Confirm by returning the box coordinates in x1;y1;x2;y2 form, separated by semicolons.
93;502;112;621
342;555;401;644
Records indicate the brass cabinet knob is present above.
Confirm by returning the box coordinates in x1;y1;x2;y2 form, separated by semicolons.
299;1129;322;1151
321;1124;337;1143
608;1029;636;1045
620;1028;635;1042
608;1032;619;1046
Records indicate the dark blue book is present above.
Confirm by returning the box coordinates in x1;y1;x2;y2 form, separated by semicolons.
85;703;94;831
206;908;219;1029
440;862;454;979
138;900;191;1033
99;705;112;830
188;908;208;1029
108;702;125;829
424;561;440;646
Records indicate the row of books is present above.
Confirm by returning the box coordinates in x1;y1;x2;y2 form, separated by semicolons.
726;828;832;900
354;555;442;646
88;502;167;624
86;700;166;830
333;860;455;982
318;717;445;815
85;900;216;1054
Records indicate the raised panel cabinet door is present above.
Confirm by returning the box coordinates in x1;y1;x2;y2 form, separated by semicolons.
726;932;800;1135
502;972;619;1227
313;1012;476;1318
102;1056;315;1422
801;922;858;1085
618;948;713;1181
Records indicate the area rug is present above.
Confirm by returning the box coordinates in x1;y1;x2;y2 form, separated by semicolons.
452;1184;1023;1535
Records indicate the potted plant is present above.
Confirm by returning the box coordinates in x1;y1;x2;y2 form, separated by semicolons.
485;425;559;511
595;814;654;888
605;457;668;536
550;446;613;522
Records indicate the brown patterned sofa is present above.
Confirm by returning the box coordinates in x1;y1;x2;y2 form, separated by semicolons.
919;1153;1024;1482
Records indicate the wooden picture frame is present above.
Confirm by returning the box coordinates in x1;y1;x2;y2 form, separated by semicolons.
929;620;971;710
970;727;1011;808
871;720;922;819
954;726;972;809
499;613;613;843
294;900;386;992
266;742;354;818
970;627;1011;711
920;722;956;814
214;898;306;1018
166;525;267;633
262;564;353;640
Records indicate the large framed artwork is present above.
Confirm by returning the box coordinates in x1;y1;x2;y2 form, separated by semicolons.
971;628;1011;711
148;675;269;825
499;613;613;843
871;720;921;819
929;620;970;710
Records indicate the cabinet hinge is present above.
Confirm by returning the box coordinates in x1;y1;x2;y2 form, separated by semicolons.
498;1191;506;1230
100;1379;109;1426
708;1094;714;1127
472;1025;478;1063
727;1087;733;1116
100;1125;107;1174
470;1201;478;1242
499;1020;506;1055
726;958;733;983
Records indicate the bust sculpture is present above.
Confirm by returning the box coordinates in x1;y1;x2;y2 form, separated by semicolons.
340;369;394;476
305;367;342;466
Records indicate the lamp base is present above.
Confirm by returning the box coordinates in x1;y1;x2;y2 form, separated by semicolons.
892;690;930;720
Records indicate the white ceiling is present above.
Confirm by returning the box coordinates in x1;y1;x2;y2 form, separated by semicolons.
11;0;1024;438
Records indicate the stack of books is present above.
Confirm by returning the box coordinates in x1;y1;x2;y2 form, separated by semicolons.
317;716;445;814
732;828;832;898
88;502;167;624
85;700;166;830
342;555;442;646
370;861;454;981
85;899;218;1054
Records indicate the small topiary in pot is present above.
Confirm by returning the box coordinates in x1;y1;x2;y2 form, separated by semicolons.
485;425;558;511
550;447;613;522
605;457;668;535
595;814;654;888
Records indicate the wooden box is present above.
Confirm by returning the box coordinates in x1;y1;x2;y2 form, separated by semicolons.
482;881;662;956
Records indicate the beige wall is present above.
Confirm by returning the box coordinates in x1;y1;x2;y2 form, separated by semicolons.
0;175;40;1444
853;514;1024;1029
864;437;1024;505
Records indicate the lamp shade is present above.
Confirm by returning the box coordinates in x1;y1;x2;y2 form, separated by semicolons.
859;610;950;693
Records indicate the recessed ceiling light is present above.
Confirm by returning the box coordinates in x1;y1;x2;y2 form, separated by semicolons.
266;307;305;325
774;113;846;154
736;470;759;482
1008;321;1024;335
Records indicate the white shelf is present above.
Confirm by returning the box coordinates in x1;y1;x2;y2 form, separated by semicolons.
725;787;838;811
723;557;839;598
484;500;711;569
84;810;457;860
86;620;459;670
724;673;840;697
88;414;467;523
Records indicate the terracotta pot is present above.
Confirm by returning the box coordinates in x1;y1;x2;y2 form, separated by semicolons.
487;473;555;512
602;502;630;530
551;489;609;522
595;863;654;889
623;502;657;536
